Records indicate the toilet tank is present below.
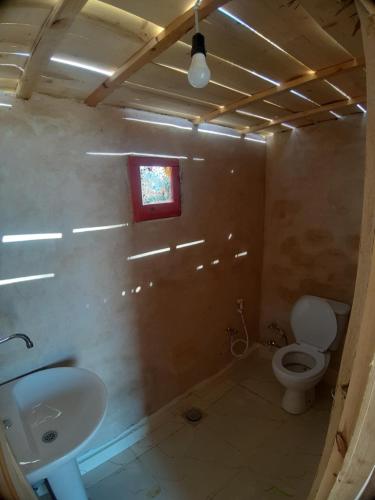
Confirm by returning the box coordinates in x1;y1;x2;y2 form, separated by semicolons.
324;297;351;351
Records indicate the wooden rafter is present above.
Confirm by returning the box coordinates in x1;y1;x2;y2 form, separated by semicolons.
85;0;230;107
360;0;375;14
240;96;365;134
195;57;365;124
16;0;88;99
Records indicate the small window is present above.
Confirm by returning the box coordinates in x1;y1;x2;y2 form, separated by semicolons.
128;156;181;222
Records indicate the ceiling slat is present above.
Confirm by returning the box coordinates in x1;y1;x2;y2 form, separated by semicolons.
225;0;353;68
99;0;193;27
242;96;366;133
298;0;364;58
180;11;308;82
3;0;367;131
85;0;230;107
196;57;365;123
16;0;88;99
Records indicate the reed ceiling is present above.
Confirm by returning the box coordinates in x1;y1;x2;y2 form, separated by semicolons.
0;0;367;135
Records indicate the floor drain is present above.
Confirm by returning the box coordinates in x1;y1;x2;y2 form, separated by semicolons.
42;430;58;443
184;407;203;423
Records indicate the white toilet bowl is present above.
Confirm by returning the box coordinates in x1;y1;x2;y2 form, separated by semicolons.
271;295;350;414
272;342;330;414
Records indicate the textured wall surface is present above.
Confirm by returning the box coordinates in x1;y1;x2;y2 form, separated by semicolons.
0;94;265;447
260;115;366;359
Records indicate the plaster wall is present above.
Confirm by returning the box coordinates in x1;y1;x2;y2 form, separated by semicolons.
260;115;366;364
0;94;265;446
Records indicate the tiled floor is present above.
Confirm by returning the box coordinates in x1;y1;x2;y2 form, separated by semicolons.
81;346;332;500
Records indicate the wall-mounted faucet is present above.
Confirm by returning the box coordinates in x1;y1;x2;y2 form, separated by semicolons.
266;322;288;348
0;334;34;349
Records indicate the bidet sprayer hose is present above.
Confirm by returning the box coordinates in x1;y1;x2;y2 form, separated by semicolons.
230;300;249;359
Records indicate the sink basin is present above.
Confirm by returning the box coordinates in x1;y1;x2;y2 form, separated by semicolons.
0;367;107;499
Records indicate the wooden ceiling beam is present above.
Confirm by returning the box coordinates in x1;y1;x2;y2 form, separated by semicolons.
196;57;365;124
85;0;229;107
241;96;365;134
359;0;375;15
16;0;88;99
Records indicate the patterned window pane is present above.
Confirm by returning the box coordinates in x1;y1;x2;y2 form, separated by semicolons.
140;166;173;205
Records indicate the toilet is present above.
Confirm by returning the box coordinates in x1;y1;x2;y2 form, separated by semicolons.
272;295;350;414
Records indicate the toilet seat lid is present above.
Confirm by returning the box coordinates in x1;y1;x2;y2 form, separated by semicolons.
291;295;337;351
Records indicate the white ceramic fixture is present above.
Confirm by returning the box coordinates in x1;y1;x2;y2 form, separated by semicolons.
187;4;211;89
0;367;107;500
272;295;350;414
188;52;211;88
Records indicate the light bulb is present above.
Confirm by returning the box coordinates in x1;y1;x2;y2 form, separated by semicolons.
188;32;211;89
188;53;211;88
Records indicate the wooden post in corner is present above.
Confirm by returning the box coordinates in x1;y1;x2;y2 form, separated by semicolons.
308;1;375;499
0;425;36;499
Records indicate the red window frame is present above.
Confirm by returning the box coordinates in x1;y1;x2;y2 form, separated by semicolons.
127;156;181;222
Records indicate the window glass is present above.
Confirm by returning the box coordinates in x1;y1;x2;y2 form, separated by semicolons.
140;166;173;205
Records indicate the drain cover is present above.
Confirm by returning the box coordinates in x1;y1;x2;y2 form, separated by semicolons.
42;430;58;443
184;407;203;423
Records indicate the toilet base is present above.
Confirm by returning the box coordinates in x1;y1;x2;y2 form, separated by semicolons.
282;387;315;414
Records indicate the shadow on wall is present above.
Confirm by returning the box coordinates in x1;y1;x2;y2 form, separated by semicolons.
0;357;78;387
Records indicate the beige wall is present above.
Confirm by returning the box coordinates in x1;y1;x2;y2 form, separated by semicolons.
0;93;365;451
260;115;366;358
0;94;265;446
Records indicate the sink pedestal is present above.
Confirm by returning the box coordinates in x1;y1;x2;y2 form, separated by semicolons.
46;460;87;500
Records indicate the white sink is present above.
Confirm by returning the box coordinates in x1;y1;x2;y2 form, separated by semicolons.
0;367;107;500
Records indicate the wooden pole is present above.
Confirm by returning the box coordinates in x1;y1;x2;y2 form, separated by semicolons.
309;1;375;498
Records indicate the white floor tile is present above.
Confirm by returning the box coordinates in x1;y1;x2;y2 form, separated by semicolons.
110;447;137;466
87;459;159;500
85;349;331;500
157;422;246;468
130;415;186;457
240;377;284;406
83;460;123;488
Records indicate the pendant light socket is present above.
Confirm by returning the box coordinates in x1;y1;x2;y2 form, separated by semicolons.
191;32;206;56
